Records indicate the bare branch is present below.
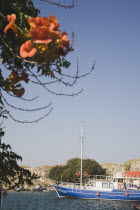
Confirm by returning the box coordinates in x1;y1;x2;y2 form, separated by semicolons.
40;0;74;9
28;67;83;96
31;78;59;85
1;92;52;112
53;61;95;79
6;107;53;123
5;91;39;102
31;75;72;87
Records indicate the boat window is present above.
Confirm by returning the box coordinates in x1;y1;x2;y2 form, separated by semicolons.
90;182;96;187
118;179;123;183
109;183;114;189
102;183;108;188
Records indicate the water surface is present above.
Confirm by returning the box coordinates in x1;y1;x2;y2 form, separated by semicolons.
1;191;139;210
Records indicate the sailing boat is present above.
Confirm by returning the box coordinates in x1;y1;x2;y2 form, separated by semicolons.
53;123;140;201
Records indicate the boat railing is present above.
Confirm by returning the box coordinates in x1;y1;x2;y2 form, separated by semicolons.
52;175;114;187
53;181;86;188
85;175;113;183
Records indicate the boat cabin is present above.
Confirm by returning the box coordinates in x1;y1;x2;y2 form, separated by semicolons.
85;180;118;191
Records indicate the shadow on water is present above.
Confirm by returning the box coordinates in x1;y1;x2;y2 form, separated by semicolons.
1;191;140;210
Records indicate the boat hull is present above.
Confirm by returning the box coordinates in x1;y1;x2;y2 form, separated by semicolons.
53;185;140;201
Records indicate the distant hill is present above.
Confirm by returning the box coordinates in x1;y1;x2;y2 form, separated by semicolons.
125;159;140;167
22;159;140;186
101;159;140;175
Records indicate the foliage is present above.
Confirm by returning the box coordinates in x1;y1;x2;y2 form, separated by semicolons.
125;164;131;172
49;158;106;182
0;127;38;189
0;0;94;188
0;0;73;98
0;0;94;123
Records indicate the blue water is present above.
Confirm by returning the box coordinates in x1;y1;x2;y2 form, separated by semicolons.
1;191;139;210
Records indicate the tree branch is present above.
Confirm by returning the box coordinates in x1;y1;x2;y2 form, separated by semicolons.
40;0;74;9
7;107;53;123
1;92;52;112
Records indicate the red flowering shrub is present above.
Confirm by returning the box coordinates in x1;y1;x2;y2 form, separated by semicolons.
4;14;70;61
3;13;72;97
26;16;69;59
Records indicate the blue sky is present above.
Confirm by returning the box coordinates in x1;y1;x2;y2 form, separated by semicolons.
3;0;140;167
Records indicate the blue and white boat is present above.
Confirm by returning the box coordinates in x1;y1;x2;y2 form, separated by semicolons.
53;123;140;201
53;176;140;201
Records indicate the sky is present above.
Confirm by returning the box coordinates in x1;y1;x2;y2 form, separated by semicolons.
3;0;140;167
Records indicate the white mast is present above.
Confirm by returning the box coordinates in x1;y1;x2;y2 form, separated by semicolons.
80;121;84;186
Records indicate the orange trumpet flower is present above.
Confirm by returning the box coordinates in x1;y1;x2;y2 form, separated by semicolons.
20;41;37;58
4;14;17;34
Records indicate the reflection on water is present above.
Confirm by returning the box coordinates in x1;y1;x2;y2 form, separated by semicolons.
1;191;139;210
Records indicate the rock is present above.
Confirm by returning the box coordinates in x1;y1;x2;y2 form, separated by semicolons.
101;159;140;175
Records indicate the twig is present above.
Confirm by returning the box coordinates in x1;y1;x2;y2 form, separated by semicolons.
1;93;52;112
6;108;53;123
40;0;74;9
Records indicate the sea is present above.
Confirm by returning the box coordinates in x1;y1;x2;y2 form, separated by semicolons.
1;191;139;210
